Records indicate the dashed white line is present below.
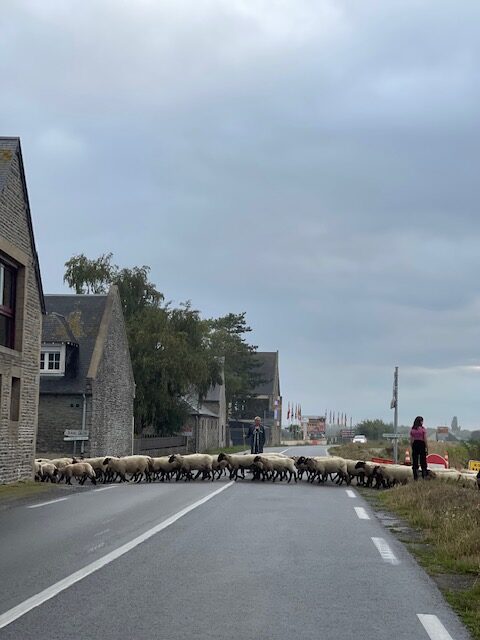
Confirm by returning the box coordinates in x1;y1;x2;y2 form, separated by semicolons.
279;448;290;454
92;486;117;492
27;497;69;509
0;481;234;630
94;528;111;538
371;537;400;565
417;614;454;640
345;489;356;498
354;506;370;520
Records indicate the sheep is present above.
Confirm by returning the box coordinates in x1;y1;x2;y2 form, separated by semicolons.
372;464;413;488
217;453;258;480
168;454;214;481
292;456;310;480
148;456;180;481
73;457;107;482
346;459;368;485
39;462;58;483
34;461;43;481
102;456;152;483
59;462;96;485
428;469;461;483
457;472;478;489
304;456;349;485
49;458;74;470
211;454;229;480
354;461;377;487
253;455;297;483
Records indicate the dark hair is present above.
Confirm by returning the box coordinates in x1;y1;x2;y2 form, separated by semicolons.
413;416;424;428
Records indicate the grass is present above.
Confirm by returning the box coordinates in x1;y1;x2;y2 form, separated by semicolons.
329;440;392;460
376;482;480;639
0;480;54;503
205;444;248;455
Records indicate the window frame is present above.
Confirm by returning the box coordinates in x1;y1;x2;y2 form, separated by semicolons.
39;344;66;376
0;259;17;350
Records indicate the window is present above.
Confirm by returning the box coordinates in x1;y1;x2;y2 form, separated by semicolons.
10;377;20;422
40;346;65;375
0;260;16;349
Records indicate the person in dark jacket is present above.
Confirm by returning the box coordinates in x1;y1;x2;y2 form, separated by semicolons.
248;417;266;454
410;416;428;480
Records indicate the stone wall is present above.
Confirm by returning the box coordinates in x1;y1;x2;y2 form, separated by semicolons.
0;148;43;483
88;290;134;457
37;393;91;455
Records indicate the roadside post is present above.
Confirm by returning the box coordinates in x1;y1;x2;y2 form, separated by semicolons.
390;366;399;463
63;429;89;456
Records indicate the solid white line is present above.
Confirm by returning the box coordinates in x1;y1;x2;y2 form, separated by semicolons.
92;486;117;492
371;537;400;565
354;506;370;520
279;448;290;454
417;614;454;640
0;482;234;630
345;489;356;498
27;497;69;509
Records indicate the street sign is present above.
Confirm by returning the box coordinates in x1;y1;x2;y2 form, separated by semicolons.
468;459;480;472
63;430;89;441
383;433;401;439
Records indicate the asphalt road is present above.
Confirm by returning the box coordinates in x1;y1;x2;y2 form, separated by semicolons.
0;445;471;640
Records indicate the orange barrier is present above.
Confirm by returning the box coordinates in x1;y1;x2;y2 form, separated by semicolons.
371;457;394;465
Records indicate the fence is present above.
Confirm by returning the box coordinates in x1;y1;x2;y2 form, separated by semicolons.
133;435;188;457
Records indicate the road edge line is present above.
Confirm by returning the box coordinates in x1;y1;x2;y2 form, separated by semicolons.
417;614;454;640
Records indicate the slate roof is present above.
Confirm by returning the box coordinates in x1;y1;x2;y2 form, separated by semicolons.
0;137;45;313
40;294;108;395
42;312;78;344
183;393;219;418
251;351;279;396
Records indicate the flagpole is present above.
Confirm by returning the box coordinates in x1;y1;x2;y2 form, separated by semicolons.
393;367;399;463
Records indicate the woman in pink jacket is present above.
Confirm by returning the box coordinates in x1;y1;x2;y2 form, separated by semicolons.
410;416;428;480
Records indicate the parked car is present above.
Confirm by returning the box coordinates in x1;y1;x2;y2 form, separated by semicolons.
352;434;367;444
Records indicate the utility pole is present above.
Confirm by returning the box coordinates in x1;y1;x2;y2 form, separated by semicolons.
391;366;399;463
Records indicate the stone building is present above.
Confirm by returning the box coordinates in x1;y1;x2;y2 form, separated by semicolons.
37;286;135;457
229;351;282;447
0;137;45;483
183;359;228;452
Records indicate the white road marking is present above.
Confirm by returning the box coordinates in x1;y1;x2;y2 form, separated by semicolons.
417;614;454;640
92;486;117;492
87;541;106;553
0;482;234;630
279;448;290;454
371;537;400;565
27;497;69;509
93;529;110;538
345;489;356;498
354;506;370;520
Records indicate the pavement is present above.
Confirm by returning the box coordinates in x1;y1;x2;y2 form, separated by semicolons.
0;445;472;640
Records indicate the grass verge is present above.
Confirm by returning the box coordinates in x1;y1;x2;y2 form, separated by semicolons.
205;445;248;455
373;482;480;639
0;480;54;504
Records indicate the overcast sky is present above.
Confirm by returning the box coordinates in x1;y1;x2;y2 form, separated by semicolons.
2;1;480;428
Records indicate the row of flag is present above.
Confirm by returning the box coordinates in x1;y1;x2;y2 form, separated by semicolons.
286;402;302;421
286;404;352;427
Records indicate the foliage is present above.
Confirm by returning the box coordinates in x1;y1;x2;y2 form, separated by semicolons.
64;254;222;433
355;419;393;440
206;312;264;416
63;254;260;434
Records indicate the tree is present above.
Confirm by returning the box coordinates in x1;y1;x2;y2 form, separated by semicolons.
64;254;221;434
206;312;264;417
356;419;393;440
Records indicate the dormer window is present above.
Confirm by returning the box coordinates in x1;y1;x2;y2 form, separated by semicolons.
40;345;66;375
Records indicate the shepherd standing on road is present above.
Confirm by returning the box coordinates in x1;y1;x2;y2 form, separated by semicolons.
410;416;428;480
248;416;266;454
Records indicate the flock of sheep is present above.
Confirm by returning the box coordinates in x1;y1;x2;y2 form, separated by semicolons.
34;452;480;490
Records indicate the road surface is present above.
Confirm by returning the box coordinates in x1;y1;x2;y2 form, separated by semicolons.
0;446;471;639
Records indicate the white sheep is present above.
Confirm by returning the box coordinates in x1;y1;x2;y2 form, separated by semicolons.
50;457;74;470
168;454;214;481
217;453;257;480
148;456;180;481
59;462;96;485
305;456;349;485
102;455;152;483
372;464;412;488
253;455;297;483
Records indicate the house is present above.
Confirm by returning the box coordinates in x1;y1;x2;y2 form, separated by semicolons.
37;286;135;457
229;351;282;446
0;137;45;483
182;358;227;452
